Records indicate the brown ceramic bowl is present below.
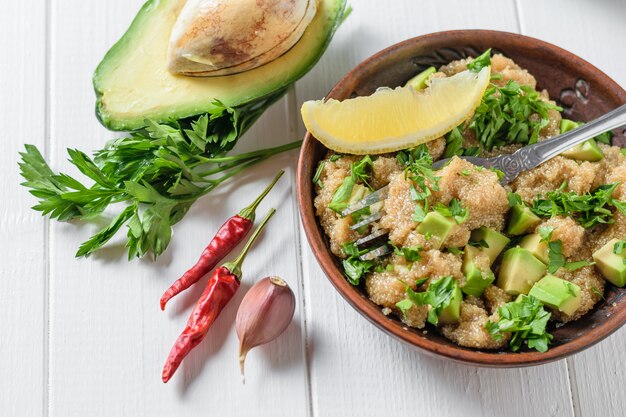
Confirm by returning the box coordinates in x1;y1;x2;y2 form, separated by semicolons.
297;30;626;367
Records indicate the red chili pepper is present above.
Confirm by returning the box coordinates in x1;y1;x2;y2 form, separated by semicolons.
162;208;276;383
160;171;284;310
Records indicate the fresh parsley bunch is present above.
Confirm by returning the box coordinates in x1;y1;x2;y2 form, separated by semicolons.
19;103;300;259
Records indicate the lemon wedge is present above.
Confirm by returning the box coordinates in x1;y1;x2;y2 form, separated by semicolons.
301;67;490;154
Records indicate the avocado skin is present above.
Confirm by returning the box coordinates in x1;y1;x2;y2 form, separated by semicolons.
520;233;549;264
417;212;456;249
497;247;547;295
506;205;541;236
461;245;495;296
93;0;348;131
593;238;626;287
470;227;510;265
529;275;582;316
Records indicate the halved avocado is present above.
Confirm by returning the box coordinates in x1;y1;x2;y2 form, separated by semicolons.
94;0;348;131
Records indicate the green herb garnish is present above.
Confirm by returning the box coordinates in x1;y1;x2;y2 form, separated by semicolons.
341;242;375;285
395;275;459;325
19;113;301;259
394;245;423;262
531;182;626;228
433;198;468;224
467;49;492;73
485;295;553;352
313;162;325;188
470;80;561;150
351;155;374;190
397;144;440;204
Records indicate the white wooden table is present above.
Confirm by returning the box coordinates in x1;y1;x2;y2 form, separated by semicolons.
2;1;626;416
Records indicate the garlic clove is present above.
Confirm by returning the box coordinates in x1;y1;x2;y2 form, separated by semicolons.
167;0;317;77
235;276;296;378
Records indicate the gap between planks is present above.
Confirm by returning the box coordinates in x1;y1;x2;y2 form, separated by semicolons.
43;0;52;416
286;85;315;417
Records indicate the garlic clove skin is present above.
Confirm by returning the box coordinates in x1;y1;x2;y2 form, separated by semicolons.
167;0;317;77
235;276;296;377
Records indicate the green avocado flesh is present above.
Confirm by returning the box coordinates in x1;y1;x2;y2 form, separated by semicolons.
506;204;541;236
461;245;495;296
417;212;456;249
559;119;604;162
529;275;582;316
470;227;510;265
497;247;547;295
405;66;436;91
438;284;462;325
520;233;549;264
94;0;347;131
593;238;626;287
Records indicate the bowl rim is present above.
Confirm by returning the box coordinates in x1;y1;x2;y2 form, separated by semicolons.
296;29;626;367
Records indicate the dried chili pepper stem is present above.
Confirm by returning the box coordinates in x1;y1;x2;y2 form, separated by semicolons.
159;171;284;310
162;208;276;383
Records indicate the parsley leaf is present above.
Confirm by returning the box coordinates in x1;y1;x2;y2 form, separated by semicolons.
394;245;423;262
531;182;626;228
538;226;565;274
351;155;374;190
434;198;468;224
485;295;553;352
341;242;375;285
564;260;595;271
467;49;491;73
397;144;440;203
395;276;459;326
328;177;355;213
313;162;325;188
507;192;523;207
614;240;626;255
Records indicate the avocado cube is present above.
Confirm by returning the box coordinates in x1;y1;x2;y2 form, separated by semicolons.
506;204;541;236
348;184;368;204
405;66;436;91
592;238;626;287
560;119;581;133
529;275;582;316
417;211;455;249
461;245;495;296
497;247;547;295
470;227;510;265
562;139;604;162
438;284;463;325
560;119;604;162
520;233;549;264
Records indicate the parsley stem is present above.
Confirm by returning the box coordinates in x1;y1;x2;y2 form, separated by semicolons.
193;140;302;166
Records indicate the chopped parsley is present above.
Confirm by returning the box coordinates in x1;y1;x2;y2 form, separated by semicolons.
341;242;374;285
467;49;492;73
507;192;523;207
531;182;626;228
433;198;469;224
443;126;481;158
313;162;325;188
395;275;459;326
470;80;562;150
393;245;423;262
485;294;553;352
330;154;343;162
397;144;440;206
351;155;374;190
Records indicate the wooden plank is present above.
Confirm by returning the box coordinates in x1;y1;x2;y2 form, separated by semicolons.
517;1;626;416
0;0;47;416
294;1;575;416
47;1;307;415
